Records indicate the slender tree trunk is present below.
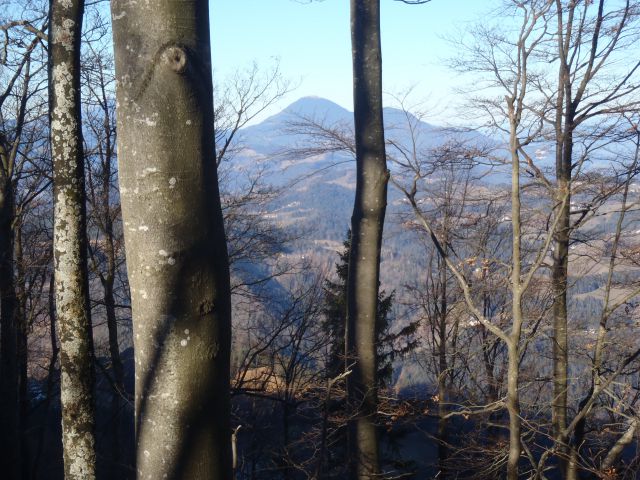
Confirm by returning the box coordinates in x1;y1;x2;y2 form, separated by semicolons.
346;1;388;477
437;256;448;476
0;177;20;480
506;106;523;480
104;255;123;390
98;70;125;399
102;124;125;397
49;0;97;478
101;151;125;477
106;272;124;478
552;165;571;477
32;273;60;480
91;78;125;476
552;4;574;475
110;1;233;478
553;58;574;478
15;219;30;480
505;340;521;480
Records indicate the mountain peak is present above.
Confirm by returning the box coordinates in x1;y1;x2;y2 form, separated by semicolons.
282;96;351;118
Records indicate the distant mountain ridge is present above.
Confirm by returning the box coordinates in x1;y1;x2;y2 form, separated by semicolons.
235;95;503;184
228;96;505;290
231;94;501;241
238;96;630;181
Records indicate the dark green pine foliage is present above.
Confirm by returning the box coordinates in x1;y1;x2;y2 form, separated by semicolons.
322;235;350;381
322;230;417;388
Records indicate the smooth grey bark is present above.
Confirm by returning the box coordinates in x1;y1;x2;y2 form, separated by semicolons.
346;0;388;477
49;0;97;478
110;1;233;478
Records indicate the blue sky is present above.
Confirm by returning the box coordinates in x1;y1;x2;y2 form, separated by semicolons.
210;0;491;124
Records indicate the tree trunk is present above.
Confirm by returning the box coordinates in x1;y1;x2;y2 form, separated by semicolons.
437;255;448;476
551;171;571;477
101;111;125;397
552;48;574;477
506;106;523;480
505;341;521;480
0;177;20;480
15;219;30;480
346;1;388;478
49;0;97;478
32;273;60;480
110;1;233;478
101;143;125;477
106;273;124;478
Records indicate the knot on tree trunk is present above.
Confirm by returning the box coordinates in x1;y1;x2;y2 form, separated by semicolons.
163;46;187;74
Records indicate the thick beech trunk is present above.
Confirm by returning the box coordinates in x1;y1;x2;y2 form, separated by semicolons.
49;0;97;478
110;1;233;478
346;1;388;477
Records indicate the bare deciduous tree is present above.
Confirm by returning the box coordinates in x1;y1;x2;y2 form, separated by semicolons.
346;0;389;477
0;6;47;476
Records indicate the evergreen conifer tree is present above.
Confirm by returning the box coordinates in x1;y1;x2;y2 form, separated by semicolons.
322;230;417;388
